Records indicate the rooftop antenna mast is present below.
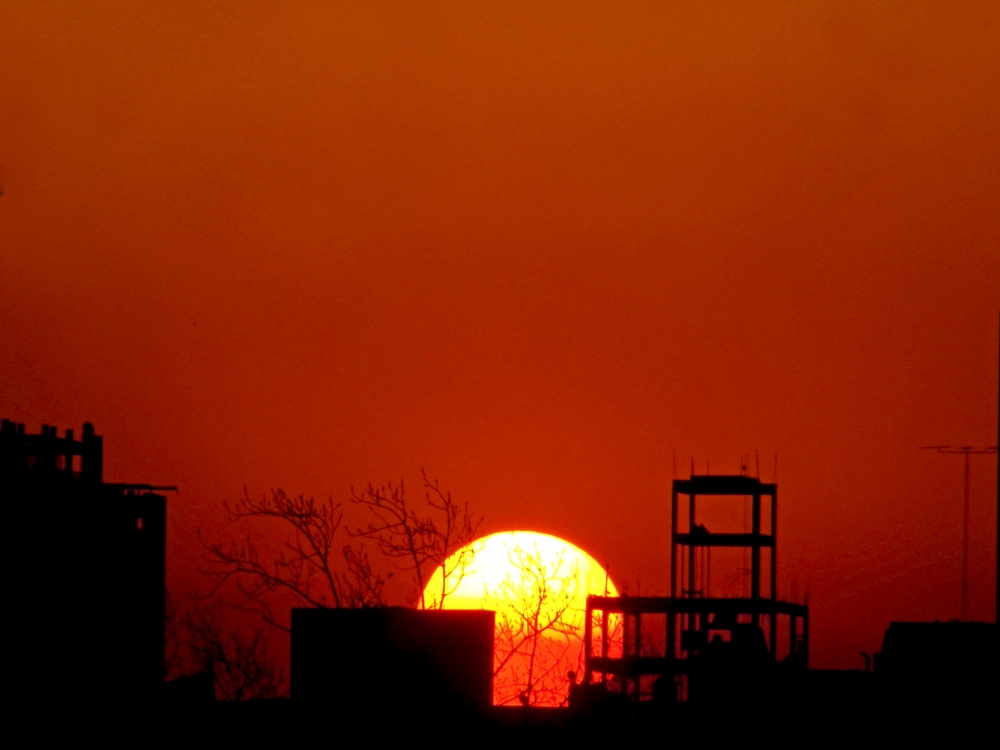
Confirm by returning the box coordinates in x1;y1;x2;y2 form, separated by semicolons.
919;444;998;621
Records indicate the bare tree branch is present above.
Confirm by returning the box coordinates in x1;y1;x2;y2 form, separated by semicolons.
193;473;483;701
341;543;389;608
349;471;481;609
488;544;583;707
422;469;482;609
183;603;286;701
198;488;346;621
165;591;286;700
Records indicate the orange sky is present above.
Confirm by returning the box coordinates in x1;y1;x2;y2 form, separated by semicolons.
2;1;998;668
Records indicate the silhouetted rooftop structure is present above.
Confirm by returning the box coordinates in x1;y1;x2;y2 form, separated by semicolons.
1;419;173;705
582;474;808;708
875;620;997;710
292;607;494;721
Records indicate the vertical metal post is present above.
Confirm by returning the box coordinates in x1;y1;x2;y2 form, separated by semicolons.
688;490;696;600
803;611;810;667
600;607;609;685
962;450;970;621
751;493;761;607
769;487;778;653
706;546;711;598
669;485;677;660
789;614;796;663
670;485;678;599
770;488;777;600
920;444;997;620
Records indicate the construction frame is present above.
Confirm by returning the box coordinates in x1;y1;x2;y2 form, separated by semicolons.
583;475;809;702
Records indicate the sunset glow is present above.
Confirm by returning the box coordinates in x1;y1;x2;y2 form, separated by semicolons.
423;531;617;706
2;2;997;676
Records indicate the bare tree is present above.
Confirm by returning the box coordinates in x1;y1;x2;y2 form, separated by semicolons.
165;593;285;700
199;488;388;630
199;472;477;627
183;604;285;701
350;469;481;609
192;473;479;701
341;543;388;609
488;544;584;707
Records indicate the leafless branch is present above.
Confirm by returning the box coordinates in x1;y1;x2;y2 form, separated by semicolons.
350;470;481;609
165;590;286;700
341;543;389;608
198;488;346;622
488;544;583;706
183;603;286;701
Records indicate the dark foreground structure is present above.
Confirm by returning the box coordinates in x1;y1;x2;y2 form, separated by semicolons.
1;419;172;705
292;607;495;721
876;620;997;710
4;418;994;738
581;475;808;709
577;474;997;724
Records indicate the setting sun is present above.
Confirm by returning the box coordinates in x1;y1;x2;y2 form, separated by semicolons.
423;531;617;706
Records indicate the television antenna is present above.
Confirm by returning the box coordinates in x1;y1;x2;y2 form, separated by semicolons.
919;444;998;620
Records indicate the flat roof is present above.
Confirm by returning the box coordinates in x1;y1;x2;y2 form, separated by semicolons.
673;474;776;495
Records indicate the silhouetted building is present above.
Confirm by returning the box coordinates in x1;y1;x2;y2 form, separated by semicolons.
875;620;998;710
291;607;494;719
582;475;808;707
1;419;172;705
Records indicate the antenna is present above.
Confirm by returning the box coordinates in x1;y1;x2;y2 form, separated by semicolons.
919;444;998;620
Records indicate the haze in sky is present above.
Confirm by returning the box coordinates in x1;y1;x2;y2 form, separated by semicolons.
1;1;998;667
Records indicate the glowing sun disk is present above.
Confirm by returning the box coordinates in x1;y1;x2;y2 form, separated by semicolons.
422;530;617;706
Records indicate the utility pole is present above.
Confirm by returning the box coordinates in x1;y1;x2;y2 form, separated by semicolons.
919;444;998;621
